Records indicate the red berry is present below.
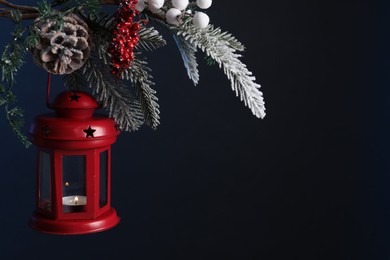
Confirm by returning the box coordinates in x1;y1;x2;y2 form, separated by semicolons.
109;0;142;76
132;23;140;31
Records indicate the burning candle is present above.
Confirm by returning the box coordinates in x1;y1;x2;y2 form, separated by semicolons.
62;195;87;213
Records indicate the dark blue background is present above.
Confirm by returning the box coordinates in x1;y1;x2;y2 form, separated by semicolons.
0;0;389;259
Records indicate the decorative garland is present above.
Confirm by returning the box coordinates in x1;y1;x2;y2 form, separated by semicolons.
0;0;266;147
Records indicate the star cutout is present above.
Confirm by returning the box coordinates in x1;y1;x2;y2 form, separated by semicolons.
83;126;96;138
69;93;81;102
42;125;51;137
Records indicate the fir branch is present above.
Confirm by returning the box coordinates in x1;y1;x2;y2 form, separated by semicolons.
64;56;144;131
68;10;144;130
85;14;114;64
37;0;51;19
148;14;246;52
122;57;160;130
173;33;199;86
24;1;61;50
0;12;31;147
3;92;30;147
205;26;245;52
87;19;161;130
77;0;101;16
24;25;40;50
137;26;167;52
144;16;200;85
1;12;25;84
177;22;266;119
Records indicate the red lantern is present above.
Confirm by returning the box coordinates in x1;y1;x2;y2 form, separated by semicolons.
29;91;120;235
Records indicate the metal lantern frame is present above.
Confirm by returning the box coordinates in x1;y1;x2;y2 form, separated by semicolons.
29;88;120;235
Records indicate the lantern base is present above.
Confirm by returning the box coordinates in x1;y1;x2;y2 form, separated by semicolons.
29;208;120;235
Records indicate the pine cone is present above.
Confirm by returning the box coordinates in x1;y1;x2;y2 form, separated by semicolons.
32;13;91;75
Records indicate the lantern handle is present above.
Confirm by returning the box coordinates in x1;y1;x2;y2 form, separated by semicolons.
46;72;53;109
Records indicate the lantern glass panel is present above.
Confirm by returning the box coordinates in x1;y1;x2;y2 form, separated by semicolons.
100;150;108;208
62;155;87;213
39;151;51;212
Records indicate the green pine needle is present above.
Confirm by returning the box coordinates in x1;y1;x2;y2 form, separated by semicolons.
205;56;216;66
37;0;52;19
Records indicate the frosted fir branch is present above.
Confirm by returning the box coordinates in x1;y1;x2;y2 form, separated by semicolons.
202;26;245;52
65;55;144;131
137;26;167;52
177;23;266;119
122;57;160;130
84;14;116;65
86;60;144;131
173;33;199;86
87;24;161;129
144;16;200;85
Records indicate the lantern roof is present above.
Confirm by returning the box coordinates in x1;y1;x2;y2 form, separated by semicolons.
29;91;119;149
53;91;99;109
52;91;99;119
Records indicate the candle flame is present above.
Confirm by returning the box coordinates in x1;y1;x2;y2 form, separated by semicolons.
75;196;79;205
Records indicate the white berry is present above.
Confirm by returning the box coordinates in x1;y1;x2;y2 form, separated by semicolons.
148;0;164;9
166;8;182;25
172;0;189;11
193;12;209;29
135;0;146;12
196;0;212;9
